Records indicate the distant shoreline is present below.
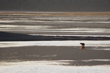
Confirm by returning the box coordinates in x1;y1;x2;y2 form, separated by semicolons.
0;11;110;17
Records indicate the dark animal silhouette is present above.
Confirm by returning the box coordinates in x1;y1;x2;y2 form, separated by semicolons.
80;43;85;49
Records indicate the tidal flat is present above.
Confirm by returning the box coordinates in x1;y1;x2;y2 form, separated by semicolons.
0;11;110;73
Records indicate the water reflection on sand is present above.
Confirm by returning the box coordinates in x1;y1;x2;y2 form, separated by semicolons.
0;61;110;73
0;40;110;48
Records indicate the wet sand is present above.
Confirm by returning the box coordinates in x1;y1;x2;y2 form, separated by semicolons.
0;31;110;41
0;46;110;66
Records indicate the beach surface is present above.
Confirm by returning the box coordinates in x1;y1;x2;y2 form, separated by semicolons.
0;11;110;73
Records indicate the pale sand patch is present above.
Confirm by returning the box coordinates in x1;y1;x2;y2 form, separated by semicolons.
0;61;110;73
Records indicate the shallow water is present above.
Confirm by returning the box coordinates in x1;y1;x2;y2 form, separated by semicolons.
0;40;110;48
